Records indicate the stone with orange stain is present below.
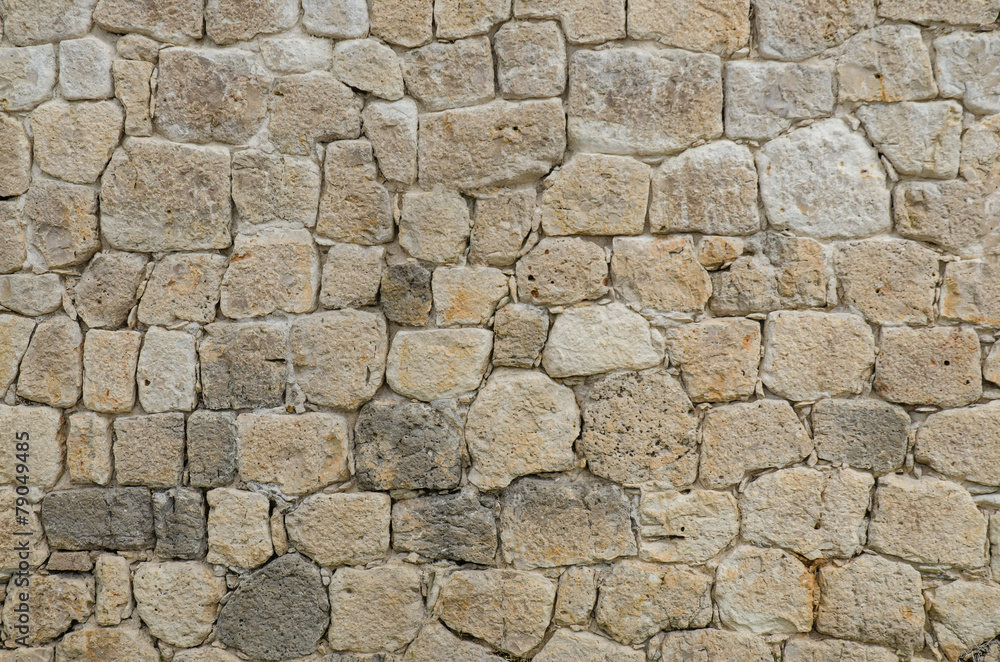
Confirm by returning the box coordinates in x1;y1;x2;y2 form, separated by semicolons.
667;318;760;403
874;325;982;408
220;228;320;319
837;25;937;103
698;237;744;271
23;179;100;269
930;580;1000;662
835;239;939;326
0;314;34;392
76;252;149;329
541;153;649;237
17;316;82;408
82;329;141;414
715;545;816;635
386;328;492;401
517;237;608;306
206;488;273;569
613;236;712;313
31;100;123;184
940;257;1000;327
57;626;158;661
432;266;509;326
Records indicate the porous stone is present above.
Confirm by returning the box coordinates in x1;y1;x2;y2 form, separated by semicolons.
762;311;875;401
757;119;890;239
543;304;664;378
436;0;509;38
217;554;329;660
199;322;287;410
0;405;62;488
82;330;141;414
94;0;203;42
495;20;565;100
613;236;712;312
402;37;494;111
0;205;25;273
514;0;624;43
869;474;988;569
418;99;566;189
138;254;226;326
715;545;816;635
857;101;962;179
516;237;608;306
286;492;389;567
260;35;334;73
879;0;999;23
133;562;226;647
386;328;492;401
917;403;1000;486
236;413;350;496
500;476;635;569
391;492;497;564
470;188;535;267
57;627;157;662
355;400;462;490
221;229;319;318
41;487;154;550
404;622;503;662
232;150;321;230
112;59;153;136
317;139;392;244
628;0;749;55
31;100;122;185
187;411;238;489
327;566;424;653
0;114;30;197
173;649;245;662
639;488;739;564
101;139;231;252
435;569;556;657
370;0;432;46
535;629;645;662
835;239;939;325
206;488;272;569
321;244;383;309
301;0;367;37
650;140;759;235
362;98;417;184
17;317;82;408
893;179;1000;255
205;0;298;44
493;303;548;368
541;153;649;236
581;370;698;487
567;48;721;156
59;37;114;100
837;25;937;103
0;273;63;317
935;32;1000;114
595;560;713;645
380;263;432;326
0;0;95;45
930;581;1000;660
24;180;100;268
755;0;874;60
0;488;47;579
432;266;508;326
782;637;900;662
724;61;835;140
331;39;403;101
699;399;812;489
1;574;93;646
66;412;111;486
0;315;34;392
941;258;1000;327
0;45;56;111
667;318;760;403
271;73;362;156
874;325;982;408
113;414;185;488
661;629;773;662
816;553;925;651
94;554;132;625
812;399;910;473
153;488;207;560
399;189;471;264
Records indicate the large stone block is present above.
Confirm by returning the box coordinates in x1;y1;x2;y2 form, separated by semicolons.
371;0;432;46
0;45;56;111
136;328;197;413
724;61;834;140
398;189;471;264
516;237;608;306
837;25;937;103
0;273;63;317
917;403;1000;486
362;98;417;184
327;566;424;653
391;492;497;564
492;303;548;369
936;31;1000;114
153;488;207;560
31;100;122;185
639;488;739;564
612;236;712;312
874;325;982;408
206;488;272;569
386;328;492;401
187;411;237;489
232;149;321;230
514;0;624;43
317;139;392;244
17;317;82;409
542;303;664;378
535;629;645;662
57;626;157;661
495;20;565;100
432;266;509;326
41;487;154;550
24;179;100;268
857;101;962;179
715;545;815;635
113;414;185;488
755;0;874;60
0;114;30;197
941;257;1000;327
402;37;494;111
835;239;939;325
0;0;95;46
930;580;1000;661
94;0;203;42
541;153;647;237
1;573;93;645
379;263;432;326
812;399;909;473
661;630;773;662
205;0;298;43
133;562;225;647
76;252;148;329
628;0;749;55
893;179;1000;255
271;73;362;155
404;622;503;662
470;188;535;266
0;315;32;393
667;318;760;403
221;229;320;318
0;405;63;488
199;322;287;410
66;412;112;486
82;330;141;414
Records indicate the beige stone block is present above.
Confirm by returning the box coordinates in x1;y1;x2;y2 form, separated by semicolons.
220;229;320;319
286;492;390;567
612;236;712;312
206;488;272;569
628;0;749;55
667;318;760;403
541;153;648;236
82;330;141;415
517;237;609;306
639;488;739;564
399;189;471;264
17;317;82;409
133;562;226;647
875;325;982;408
317;139;392;244
432;266;509;326
138;253;226;325
31;100;122;184
716;545;815;635
542;303;664;378
386;328;493;401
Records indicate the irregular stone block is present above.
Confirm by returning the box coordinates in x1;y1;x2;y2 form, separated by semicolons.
987;343;1000;388
893;179;999;255
516;237;608;306
24;179;100;268
399;189;471;264
535;629;644;662
138;253;226;326
724;61;835;140
875;325;982;408
812;399;909;473
667;318;760;403
880;0;999;23
112;59;153;136
936;31;1000;114
57;627;157;661
613;236;712;312
405;621;503;662
0;45;56;111
432;266;508;326
783;637;900;662
66;412;111;486
94;554;132;625
553;566;596;626
205;0;298;44
232;149;321;230
327;566;424;653
941;257;1000;327
542;303;663;378
17;317;81;408
0;487;48;580
755;0;874;60
260;35;333;73
113;414;185;488
0;204;25;273
639;488;739;564
0;273;63;317
930;580;1000;660
514;0;624;43
199;322;287;410
41;487;154;550
271;73;362;155
918;403;1000;486
82;330;141;414
436;0;509;38
568;48;721;156
59;36;114;101
0;405;62;489
857;101;962;179
362;98;417;184
317;139;392;244
133;562;226;647
493;303;548;369
286;492;388;566
302;0;369;38
835;239;939;325
187;411;237;489
404;38;493;113
628;0;749;55
386;328;492;401
371;0;432;46
0;0;95;45
380;263;432;326
31;100;122;185
94;0;203;42
1;573;93;645
220;229;320;318
173;648;245;662
541;153;648;236
716;545;815;635
321;244;384;309
331;38;404;100
0;314;34;392
495;20;565;100
661;629;773;662
206;488;272;569
838;25;937;102
392;492;497;564
154;488;207;560
0;114;30;197
470;188;535;267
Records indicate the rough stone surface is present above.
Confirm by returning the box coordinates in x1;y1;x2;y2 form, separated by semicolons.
542;303;664;378
187;411;238;489
639;488;738;564
321;244;383;309
205;0;298;44
94;553;132;625
495;21;565;100
813;399;910;473
613;236;712;312
399;189;471;264
386;328;492;401
379;263;432;326
370;0;432;47
554;566;596;625
206;488;272;569
782;637;901;662
541;153;648;237
667;318;760;403
715;545;816;635
285;492;389;566
133;562;226;647
0;0;96;46
138;253;226;326
470;188;535;266
199;322;287;410
271;73;362;156
0;405;63;489
82;330;140;414
392;492;497;564
404;621;503;662
220;229;319;318
17;317;82;408
724;61;835;140
433;266;508;326
75;251;148;329
66;411;112;485
0;315;35;392
628;0;748;55
0;45;56;111
317;139;392;244
0;114;30;197
0;487;49;580
112;59;153;136
661;629;773;662
917;404;1000;486
0;205;25;273
837;25;937;103
835;239;940;325
874;325;982;408
535;629;645;662
57;627;157;661
940;257;1000;327
493;303;548;368
754;0;874;60
41;487;154;550
94;0;203;42
24;179;100;268
936;32;1000;114
514;0;624;44
402;37;494;111
332;39;404;101
302;0;368;38
153;488;207;560
0;273;62;318
260;35;333;73
516;237;608;306
893;179;1000;255
31;100;122;185
930;580;1000;659
113;413;185;488
327;566;424;653
232;150;320;230
857;101;962;179
1;574;93;646
362;98;417;184
436;0;510;39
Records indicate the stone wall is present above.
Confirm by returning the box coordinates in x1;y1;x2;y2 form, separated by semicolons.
1;0;1000;660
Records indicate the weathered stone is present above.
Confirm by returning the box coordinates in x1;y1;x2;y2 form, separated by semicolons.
755;0;873;60
813;399;910;473
418;99;566;189
286;492;389;567
0;405;62;488
356;399;461;490
931;581;1000;660
271;73;362;156
220;229;320;318
470;188;535;267
59;37;114;100
362;98;417;184
515;0;623;43
986;343;1000;387
199;322;287;410
893;179;999;255
217;554;329;660
639;488;739;564
138;253;226;326
232;150;321;230
17;317;81;408
869;474;988;569
205;0;298;44
317;139;392;244
0;45;56;111
716;545;815;635
57;627;157;661
838;25;937;103
321;244;383;309
236;413;350;496
535;629;645;662
936;32;1000;114
82;330;141;414
757;119;890;239
0;273;62;317
401;196;476;270
541;153;649;236
386;328;492;401
495;20;565;100
154;488;207;560
613;236;712;312
66;412;111;485
404;621;503;662
41;487;154;551
1;574;93;645
493;303;548;368
816;553;925;651
302;0;368;38
31;100;122;185
0;205;25;273
0;0;94;45
500;476;635;569
133;562;226;647
941;257;1000;327
112;59;153;136
113;414;185;488
700;399;812;489
724;61;835;140
874;325;982;408
402;37;494;111
917;404;1000;486
260;35;333;73
173;649;245;662
762;311;875;401
331;39;403;101
783;636;900;662
0;114;30;197
327;566;424;653
628;0;748;55
0;315;33;392
0;487;48;580
94;0;203;42
595;560;713;645
661;629;773;662
517;237;608;306
115;34;160;62
466;369;579;489
24;180;100;268
392;492;497;564
436;569;556;657
835;239;939;326
379;263;432;326
206;488;272;569
101;139;231;252
187;411;237;489
667;318;759;403
881;0;999;23
581;370;698;487
542;303;664;378
650;141;759;236
857;101;962;179
553;566;596;626
962;113;1000;189
432;266;509;326
94;554;132;625
568;48;721;156
371;0;432;46
436;0;508;38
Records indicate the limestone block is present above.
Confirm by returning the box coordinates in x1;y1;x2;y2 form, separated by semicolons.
837;25;937;102
380;263;432;326
199;322;287;410
327;566;424;653
514;0;624;43
0;315;34;392
710;239;828;316
553;566;596;626
754;0;874;60
187;411;237;489
302;0;369;38
613;236;712;312
82;330;141;414
112;59;153;136
961;110;1000;187
41;487;153;551
639;488;739;564
541;153;649;236
206;488;272;569
495;21;565;100
65;412;111;487
404;622;503;662
205;0;298;44
542;303;664;378
136;327;197;413
0;204;25;272
399;189;471;264
470;188;535;266
391;492;497;564
317;139;392;244
893;179;1000;255
916;403;1000;486
835;239;939;325
271;73;362;156
436;0;510;38
58;627;157;661
133;562;226;647
813;399;910;473
661;629;773;662
331;39;404;100
874;325;982;408
31;100;122;185
232;150;321;230
94;0;203;42
783;636;900;662
1;574;93;645
94;554;132;625
386;328;492;400
220;229;320;319
321;244;384;309
0;405;63;488
535;629;645;662
715;545;815;635
17;317;82;408
59;37;114;100
628;0;749;55
857;101;962;179
724;61;835;141
432;266;508;326
936;31;1000;114
0;45;56;111
401;37;494;111
941;258;1000;327
493;303;548;368
138;253;226;326
931;581;1000;660
153;488;207;560
0;273;63;317
260;35;333;73
362;98;417;184
371;0;433;46
0;0;95;46
113;414;185;488
286;492;390;567
517;237;609;306
0;114;30;197
24;180;100;268
667;318;760;403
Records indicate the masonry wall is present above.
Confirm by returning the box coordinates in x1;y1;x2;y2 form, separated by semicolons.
1;0;1000;660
